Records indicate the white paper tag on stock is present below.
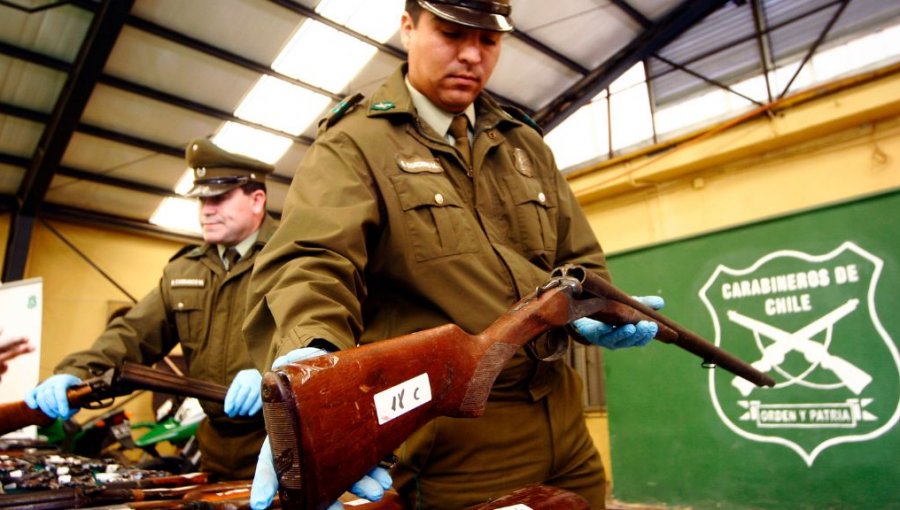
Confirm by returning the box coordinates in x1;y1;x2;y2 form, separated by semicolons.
374;373;432;425
496;505;533;510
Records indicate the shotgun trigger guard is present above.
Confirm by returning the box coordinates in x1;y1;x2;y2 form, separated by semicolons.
525;328;569;362
81;396;116;410
81;372;129;410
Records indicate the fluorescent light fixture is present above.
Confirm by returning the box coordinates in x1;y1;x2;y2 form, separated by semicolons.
174;168;195;195
315;0;404;43
149;197;201;235
235;75;331;135
273;20;378;94
212;122;293;165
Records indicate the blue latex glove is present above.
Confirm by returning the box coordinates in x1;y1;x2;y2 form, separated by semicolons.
224;368;263;417
24;373;82;420
250;347;320;509
250;437;392;510
573;296;665;349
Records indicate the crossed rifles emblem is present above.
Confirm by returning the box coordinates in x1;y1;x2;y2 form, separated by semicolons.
728;299;873;396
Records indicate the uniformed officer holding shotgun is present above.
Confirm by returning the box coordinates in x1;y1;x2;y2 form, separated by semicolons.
27;138;278;480
245;1;664;508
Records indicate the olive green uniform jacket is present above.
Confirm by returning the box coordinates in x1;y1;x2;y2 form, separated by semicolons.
56;215;278;480
245;66;610;507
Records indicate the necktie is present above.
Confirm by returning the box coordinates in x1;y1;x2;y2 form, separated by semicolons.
449;114;471;168
224;247;241;272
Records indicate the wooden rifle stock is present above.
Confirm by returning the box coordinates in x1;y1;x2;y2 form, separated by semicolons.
262;265;774;510
0;362;228;436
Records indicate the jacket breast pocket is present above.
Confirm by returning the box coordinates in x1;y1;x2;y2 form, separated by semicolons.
391;173;479;262
504;175;557;255
170;291;205;347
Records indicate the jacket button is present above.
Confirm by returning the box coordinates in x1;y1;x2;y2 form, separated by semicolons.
538;192;546;203
434;193;444;205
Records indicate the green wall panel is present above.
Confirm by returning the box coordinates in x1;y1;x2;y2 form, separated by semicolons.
605;191;900;509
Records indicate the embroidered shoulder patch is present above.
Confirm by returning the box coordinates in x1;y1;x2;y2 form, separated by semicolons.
170;278;205;288
325;92;364;129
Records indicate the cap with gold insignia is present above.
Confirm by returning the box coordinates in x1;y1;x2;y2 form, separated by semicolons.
183;138;274;198
417;0;513;32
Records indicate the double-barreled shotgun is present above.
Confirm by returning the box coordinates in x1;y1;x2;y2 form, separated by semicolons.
261;264;775;510
0;362;227;436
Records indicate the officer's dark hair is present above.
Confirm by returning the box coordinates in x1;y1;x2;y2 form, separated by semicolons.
240;182;267;196
405;0;422;24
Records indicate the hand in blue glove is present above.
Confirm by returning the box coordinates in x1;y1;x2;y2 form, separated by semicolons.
224;368;263;418
252;347;325;510
24;373;82;420
249;347;393;510
250;437;392;510
573;296;665;350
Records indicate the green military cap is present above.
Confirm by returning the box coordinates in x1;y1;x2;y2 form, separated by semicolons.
183;138;274;198
417;0;513;32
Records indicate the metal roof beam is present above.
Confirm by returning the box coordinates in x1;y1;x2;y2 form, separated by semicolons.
0;100;293;187
97;74;315;145
40;203;202;244
778;0;849;99
534;0;729;131
511;30;589;76
125;14;342;102
4;0;134;282
610;0;652;28
0;151;174;198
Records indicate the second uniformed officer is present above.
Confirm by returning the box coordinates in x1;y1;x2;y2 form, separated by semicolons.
27;137;279;480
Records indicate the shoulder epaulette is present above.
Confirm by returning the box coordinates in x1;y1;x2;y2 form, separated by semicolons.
502;104;544;136
322;93;365;130
169;244;202;262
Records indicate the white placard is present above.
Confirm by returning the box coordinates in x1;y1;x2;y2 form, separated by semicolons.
373;372;431;425
0;277;43;439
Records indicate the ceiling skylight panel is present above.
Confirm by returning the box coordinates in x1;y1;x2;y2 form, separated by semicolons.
235;75;331;135
315;0;405;43
272;20;378;94
212;122;293;165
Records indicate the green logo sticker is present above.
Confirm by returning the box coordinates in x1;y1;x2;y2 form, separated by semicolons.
27;295;37;309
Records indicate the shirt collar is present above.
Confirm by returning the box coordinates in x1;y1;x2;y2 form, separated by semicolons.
405;76;476;140
217;229;259;262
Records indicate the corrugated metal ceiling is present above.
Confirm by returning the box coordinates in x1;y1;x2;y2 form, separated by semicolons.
1;0;897;280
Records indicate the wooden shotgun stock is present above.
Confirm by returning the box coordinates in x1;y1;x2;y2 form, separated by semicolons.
262;265;775;510
0;362;228;436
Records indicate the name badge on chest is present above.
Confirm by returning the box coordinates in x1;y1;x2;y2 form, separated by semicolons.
170;278;205;288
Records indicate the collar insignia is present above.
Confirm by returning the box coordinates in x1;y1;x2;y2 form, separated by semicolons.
371;101;396;111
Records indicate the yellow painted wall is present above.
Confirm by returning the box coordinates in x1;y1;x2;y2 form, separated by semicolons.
571;66;900;494
8;218;183;437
